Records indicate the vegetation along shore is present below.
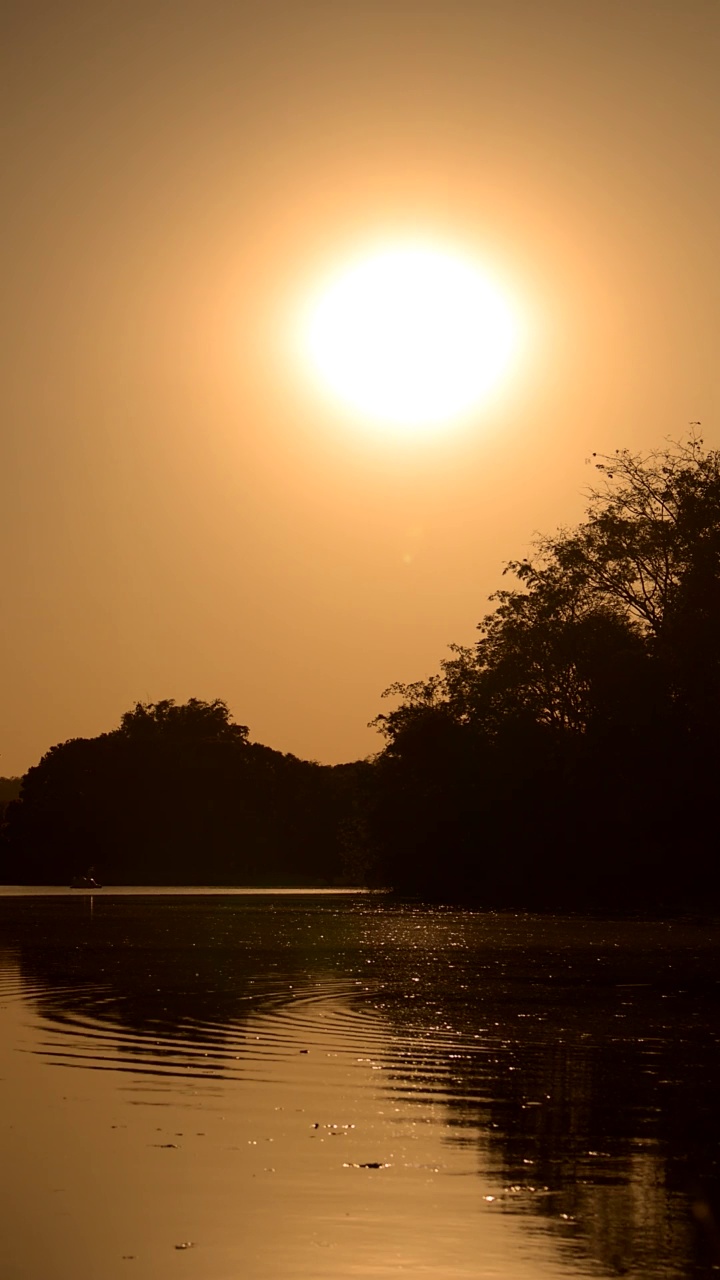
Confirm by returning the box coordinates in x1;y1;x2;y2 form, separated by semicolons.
2;439;718;910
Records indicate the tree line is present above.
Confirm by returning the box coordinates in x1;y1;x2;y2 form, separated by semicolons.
2;437;718;906
0;699;371;886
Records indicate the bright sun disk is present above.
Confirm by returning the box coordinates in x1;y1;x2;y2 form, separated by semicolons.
298;240;521;432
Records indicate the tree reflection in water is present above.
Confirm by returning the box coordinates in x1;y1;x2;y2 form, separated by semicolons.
2;894;719;1279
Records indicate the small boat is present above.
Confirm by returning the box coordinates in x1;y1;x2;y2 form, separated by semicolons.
69;869;102;889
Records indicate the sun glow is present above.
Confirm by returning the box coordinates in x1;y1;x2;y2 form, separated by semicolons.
298;239;521;433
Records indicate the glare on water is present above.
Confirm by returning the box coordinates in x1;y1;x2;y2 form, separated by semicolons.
0;891;717;1280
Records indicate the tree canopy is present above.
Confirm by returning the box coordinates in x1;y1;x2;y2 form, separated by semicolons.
0;700;369;887
369;438;720;906
118;698;249;744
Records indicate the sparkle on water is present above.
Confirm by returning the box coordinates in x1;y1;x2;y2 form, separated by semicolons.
0;889;717;1280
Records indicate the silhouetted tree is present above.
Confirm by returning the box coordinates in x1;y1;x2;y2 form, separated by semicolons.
370;438;720;906
118;698;249;744
0;700;367;886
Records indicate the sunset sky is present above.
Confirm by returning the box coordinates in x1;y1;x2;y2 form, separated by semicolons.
2;0;720;776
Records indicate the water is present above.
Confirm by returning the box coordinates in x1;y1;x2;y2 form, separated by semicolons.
0;890;718;1280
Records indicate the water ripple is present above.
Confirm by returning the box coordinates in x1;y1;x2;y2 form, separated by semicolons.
23;973;510;1086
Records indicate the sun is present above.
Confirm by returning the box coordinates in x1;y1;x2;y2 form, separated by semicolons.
297;239;521;433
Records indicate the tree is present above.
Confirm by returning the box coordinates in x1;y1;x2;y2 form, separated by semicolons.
549;435;720;637
0;700;363;886
377;437;719;741
118;698;249;744
371;438;720;905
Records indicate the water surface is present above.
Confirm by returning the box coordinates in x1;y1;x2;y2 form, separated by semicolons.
0;890;718;1279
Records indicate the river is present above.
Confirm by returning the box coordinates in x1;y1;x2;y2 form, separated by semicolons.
0;889;718;1279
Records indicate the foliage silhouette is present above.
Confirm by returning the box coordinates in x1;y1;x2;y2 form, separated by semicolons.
2;439;718;906
369;439;720;906
0;700;370;886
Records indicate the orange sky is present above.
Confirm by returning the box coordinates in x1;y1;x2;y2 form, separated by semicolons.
2;0;720;775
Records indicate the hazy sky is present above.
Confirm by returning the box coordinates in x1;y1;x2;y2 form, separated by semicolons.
2;0;720;775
